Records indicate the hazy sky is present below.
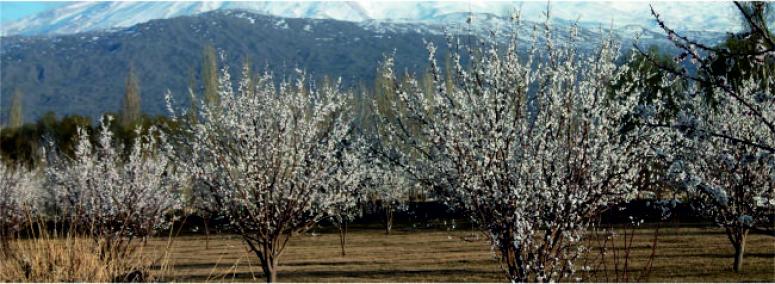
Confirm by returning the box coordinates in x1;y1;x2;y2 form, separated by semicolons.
0;2;63;23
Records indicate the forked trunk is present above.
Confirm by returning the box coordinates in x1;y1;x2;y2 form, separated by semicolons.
264;263;277;283
245;237;281;283
259;251;279;283
726;227;749;273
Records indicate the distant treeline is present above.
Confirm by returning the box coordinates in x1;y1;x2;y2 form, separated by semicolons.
0;112;176;167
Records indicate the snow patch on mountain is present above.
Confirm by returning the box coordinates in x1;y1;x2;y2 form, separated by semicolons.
1;1;744;37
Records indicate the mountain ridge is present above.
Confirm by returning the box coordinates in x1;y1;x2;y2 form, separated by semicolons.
0;10;452;123
1;1;743;36
0;9;727;124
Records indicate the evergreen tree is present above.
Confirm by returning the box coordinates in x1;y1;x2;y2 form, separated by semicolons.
611;46;687;132
703;2;774;99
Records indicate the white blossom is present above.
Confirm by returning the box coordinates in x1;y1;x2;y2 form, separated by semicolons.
45;116;180;259
378;20;639;282
0;162;40;256
169;60;361;282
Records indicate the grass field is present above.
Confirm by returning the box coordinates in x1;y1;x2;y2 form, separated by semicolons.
143;226;775;282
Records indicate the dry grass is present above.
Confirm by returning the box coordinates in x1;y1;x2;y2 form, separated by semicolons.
0;236;115;282
144;226;774;282
0;231;173;282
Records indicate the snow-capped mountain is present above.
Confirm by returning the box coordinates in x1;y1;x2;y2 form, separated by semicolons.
1;1;742;36
0;7;726;122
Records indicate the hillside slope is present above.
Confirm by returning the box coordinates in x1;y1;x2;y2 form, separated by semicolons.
0;9;724;123
1;10;453;121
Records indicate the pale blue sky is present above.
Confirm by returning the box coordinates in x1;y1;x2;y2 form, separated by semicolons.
1;2;63;23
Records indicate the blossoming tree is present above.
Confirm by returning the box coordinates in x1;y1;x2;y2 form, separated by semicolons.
377;15;640;281
362;157;412;235
168;62;361;282
45;117;180;263
631;2;775;272
323;125;365;257
0;162;38;258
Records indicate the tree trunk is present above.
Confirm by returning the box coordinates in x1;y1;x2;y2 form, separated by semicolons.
494;226;527;282
726;227;749;273
384;206;394;235
266;264;277;283
502;240;524;282
260;252;278;283
733;231;747;272
246;239;279;283
203;217;210;250
339;220;347;256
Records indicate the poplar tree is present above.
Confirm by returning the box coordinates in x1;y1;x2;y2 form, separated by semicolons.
8;88;24;128
202;45;219;107
119;67;141;129
187;65;199;124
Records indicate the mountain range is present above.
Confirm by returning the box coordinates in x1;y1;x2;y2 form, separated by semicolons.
0;2;742;123
1;1;745;36
2;10;454;122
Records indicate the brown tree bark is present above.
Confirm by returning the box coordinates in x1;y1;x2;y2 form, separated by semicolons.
733;230;748;272
339;219;348;256
383;205;394;235
726;227;750;273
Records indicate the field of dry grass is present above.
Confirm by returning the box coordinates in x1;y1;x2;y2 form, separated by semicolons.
141;226;774;282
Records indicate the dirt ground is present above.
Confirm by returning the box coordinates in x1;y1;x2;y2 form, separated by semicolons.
144;226;775;282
